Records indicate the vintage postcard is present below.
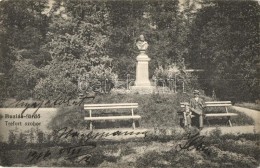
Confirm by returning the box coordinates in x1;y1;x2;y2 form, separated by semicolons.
0;0;259;167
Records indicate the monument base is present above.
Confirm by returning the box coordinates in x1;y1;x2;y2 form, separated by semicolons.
130;85;155;94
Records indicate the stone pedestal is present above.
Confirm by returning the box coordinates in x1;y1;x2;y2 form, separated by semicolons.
131;51;155;93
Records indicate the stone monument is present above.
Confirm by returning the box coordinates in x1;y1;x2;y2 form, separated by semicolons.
131;35;154;93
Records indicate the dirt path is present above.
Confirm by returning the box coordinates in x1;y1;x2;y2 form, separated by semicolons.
232;106;260;132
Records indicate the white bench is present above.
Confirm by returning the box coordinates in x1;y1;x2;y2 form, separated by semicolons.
180;101;238;127
84;103;141;130
204;101;238;127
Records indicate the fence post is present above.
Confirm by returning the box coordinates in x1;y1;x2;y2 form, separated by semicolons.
174;74;177;93
170;78;174;92
163;80;165;93
182;81;186;93
154;78;158;93
212;89;216;100
127;74;130;90
105;78;107;93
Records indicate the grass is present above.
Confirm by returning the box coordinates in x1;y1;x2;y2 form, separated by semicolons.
1;92;254;129
235;102;260;111
134;130;259;168
48;92;193;129
1;129;259;167
47;92;254;130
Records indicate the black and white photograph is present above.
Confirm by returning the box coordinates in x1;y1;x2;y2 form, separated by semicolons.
0;0;259;167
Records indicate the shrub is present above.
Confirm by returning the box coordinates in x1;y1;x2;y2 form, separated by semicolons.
17;133;27;146
48;106;87;130
8;131;16;145
34;76;78;100
153;63;199;92
34;59;118;99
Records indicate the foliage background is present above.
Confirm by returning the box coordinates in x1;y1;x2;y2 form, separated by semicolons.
0;0;259;102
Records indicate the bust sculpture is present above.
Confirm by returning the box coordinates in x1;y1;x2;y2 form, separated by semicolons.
132;34;153;93
136;34;148;51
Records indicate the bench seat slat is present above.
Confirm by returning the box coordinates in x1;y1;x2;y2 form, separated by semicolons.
84;103;138;107
84;115;141;121
205;113;238;117
84;103;138;110
84;106;138;110
205;101;231;104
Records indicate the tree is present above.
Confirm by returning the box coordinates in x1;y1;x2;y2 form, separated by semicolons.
35;0;117;99
145;0;183;66
0;0;49;99
105;0;146;78
187;1;259;101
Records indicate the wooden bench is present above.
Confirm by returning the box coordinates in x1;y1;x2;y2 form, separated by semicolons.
180;101;238;127
204;101;238;127
84;103;141;130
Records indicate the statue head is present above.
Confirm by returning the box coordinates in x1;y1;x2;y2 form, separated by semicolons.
136;34;148;51
139;34;145;42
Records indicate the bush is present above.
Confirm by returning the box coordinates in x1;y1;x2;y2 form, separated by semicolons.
34;76;78;100
48;106;87;130
153;63;199;92
8;60;44;100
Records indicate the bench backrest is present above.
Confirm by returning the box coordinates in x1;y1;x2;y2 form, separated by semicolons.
180;101;232;108
84;103;138;110
205;101;232;107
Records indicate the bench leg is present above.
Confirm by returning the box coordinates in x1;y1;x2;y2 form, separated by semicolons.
132;120;136;129
228;117;232;127
90;121;93;130
183;113;187;127
199;115;203;128
205;117;210;126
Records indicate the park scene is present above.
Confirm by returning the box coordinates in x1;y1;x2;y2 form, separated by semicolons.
0;0;259;167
